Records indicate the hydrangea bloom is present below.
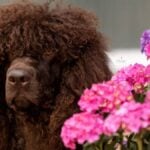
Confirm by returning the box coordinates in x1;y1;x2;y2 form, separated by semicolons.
61;112;104;150
112;63;150;93
104;101;150;135
78;80;133;113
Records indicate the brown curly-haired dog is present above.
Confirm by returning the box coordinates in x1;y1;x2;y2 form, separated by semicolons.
0;1;112;150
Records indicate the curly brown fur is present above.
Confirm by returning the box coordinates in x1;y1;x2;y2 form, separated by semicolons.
0;1;112;150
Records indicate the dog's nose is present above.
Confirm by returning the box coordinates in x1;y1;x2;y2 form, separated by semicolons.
7;69;31;86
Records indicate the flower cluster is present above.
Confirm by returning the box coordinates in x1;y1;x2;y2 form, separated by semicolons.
78;80;133;113
112;63;150;93
60;112;104;149
61;63;150;150
140;29;150;58
104;101;150;135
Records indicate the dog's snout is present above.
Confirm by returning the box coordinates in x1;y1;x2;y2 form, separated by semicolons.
7;69;31;86
5;57;40;111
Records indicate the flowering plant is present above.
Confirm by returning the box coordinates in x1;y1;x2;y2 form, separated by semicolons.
141;29;150;59
60;31;150;150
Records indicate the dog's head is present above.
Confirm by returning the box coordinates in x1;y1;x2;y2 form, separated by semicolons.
0;2;112;113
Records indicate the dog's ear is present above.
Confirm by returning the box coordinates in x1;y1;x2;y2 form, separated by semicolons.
61;45;112;97
41;4;112;96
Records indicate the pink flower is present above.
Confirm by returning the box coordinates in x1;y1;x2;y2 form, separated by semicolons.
104;101;150;135
144;44;150;59
112;64;150;93
145;65;150;80
104;114;121;135
145;91;150;102
78;80;133;113
61;112;104;150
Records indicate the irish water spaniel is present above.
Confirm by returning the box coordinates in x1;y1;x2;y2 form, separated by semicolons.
0;1;112;150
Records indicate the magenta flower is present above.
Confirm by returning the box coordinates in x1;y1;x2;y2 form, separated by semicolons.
144;44;150;59
78;80;133;113
112;64;150;93
103;113;121;135
60;112;104;150
104;101;150;135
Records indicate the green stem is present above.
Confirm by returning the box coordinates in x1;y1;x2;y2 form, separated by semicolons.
134;134;143;150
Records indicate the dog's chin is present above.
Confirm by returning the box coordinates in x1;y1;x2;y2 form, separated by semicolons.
11;104;31;112
8;99;38;113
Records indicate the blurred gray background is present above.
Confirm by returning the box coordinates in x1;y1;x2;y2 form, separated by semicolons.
70;0;150;49
0;0;149;49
